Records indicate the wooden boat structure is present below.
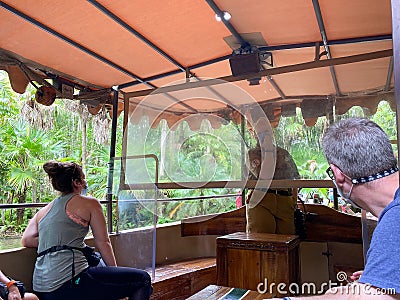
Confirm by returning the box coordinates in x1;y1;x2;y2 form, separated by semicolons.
0;0;399;298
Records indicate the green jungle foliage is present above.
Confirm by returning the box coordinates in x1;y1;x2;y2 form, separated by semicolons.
0;71;397;245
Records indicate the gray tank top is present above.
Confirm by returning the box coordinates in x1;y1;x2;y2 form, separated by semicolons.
33;193;89;292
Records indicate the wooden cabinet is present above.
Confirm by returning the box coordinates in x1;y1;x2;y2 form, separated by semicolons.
216;232;300;297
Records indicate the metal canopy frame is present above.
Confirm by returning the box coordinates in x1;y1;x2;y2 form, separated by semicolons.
87;0;234;112
1;1;158;90
205;0;290;100
124;49;392;99
119;34;392;90
88;0;187;73
312;0;341;96
0;0;393;97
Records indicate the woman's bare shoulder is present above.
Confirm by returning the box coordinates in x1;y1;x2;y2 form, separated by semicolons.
77;195;102;207
37;201;54;220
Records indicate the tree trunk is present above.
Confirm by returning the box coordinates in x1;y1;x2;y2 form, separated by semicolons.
16;186;27;226
32;182;37;203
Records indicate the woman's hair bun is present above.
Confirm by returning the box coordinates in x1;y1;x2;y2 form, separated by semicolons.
43;161;63;176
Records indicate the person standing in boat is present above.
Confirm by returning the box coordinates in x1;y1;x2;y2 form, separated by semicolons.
274;118;400;299
21;161;152;300
0;270;38;300
246;145;300;234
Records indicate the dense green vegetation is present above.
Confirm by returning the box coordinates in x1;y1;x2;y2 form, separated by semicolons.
0;70;397;242
0;72;118;235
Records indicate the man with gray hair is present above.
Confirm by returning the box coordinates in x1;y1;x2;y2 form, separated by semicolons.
274;118;400;299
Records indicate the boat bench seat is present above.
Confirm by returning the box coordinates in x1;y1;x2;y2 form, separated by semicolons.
148;257;216;300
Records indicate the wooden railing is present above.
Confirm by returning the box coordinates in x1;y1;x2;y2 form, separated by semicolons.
181;203;366;244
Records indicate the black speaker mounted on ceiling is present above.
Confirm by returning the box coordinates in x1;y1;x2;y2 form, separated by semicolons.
229;52;261;77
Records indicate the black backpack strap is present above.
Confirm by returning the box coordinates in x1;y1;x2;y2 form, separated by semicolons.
37;245;76;257
37;245;83;283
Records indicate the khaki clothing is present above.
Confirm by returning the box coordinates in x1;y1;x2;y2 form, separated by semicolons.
246;190;296;234
246;146;299;234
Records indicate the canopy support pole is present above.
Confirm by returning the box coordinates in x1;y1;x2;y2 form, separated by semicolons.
392;0;400;180
240;113;246;206
106;89;119;233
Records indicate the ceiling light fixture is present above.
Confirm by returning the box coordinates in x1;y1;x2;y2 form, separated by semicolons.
215;11;231;22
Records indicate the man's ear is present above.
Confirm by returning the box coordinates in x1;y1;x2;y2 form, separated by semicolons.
330;164;346;185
